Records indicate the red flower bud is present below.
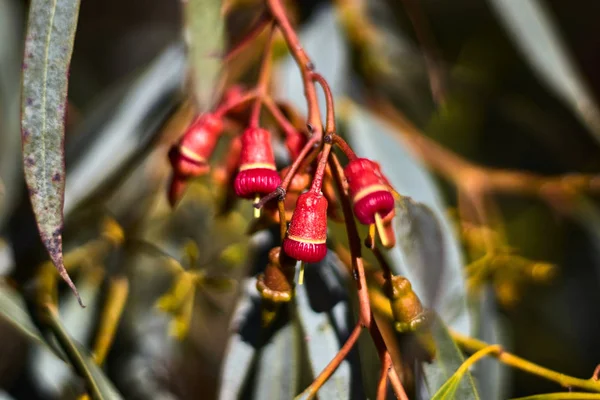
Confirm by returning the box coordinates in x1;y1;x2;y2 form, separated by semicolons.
344;158;394;224
169;113;223;177
285;130;307;160
265;167;311;223
219;85;249;116
234;127;281;198
283;192;328;263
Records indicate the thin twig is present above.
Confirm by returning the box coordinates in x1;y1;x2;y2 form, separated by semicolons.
296;323;363;399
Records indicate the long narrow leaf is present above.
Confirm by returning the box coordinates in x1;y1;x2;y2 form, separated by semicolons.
488;0;600;144
183;0;224;110
21;0;82;304
422;314;480;399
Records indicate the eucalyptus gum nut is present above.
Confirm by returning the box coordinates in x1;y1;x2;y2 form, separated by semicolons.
234;127;281;198
283;192;328;263
344;157;395;224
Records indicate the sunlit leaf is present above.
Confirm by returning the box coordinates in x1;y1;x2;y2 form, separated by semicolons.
422;314;479;399
21;0;82;303
183;0;224;110
343;104;471;334
488;0;600;144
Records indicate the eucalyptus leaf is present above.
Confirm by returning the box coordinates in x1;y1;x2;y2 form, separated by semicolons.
218;279;262;400
64;44;184;215
0;281;46;346
294;254;362;399
0;0;23;228
394;197;445;310
21;0;82;303
471;286;509;400
32;273;103;398
343;104;471;334
0;282;122;399
422;314;480;400
0;391;14;400
183;0;224;110
43;304;123;400
252;318;300;400
488;0;600;144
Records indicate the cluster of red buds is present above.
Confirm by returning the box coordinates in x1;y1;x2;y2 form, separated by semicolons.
166;90;398;263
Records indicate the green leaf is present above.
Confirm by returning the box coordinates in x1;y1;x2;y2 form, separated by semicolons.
0;282;47;346
21;0;82;305
511;393;600;400
183;0;224;110
343;105;471;334
32;272;103;397
0;0;24;228
423;314;480;400
488;0;600;144
43;304;123;400
0;283;122;399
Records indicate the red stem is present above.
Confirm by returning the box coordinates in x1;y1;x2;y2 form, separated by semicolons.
312;73;335;134
224;9;271;62
266;0;323;142
249;23;277;128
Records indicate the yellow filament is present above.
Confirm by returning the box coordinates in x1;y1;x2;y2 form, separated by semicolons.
298;262;305;285
254;195;261;219
375;213;391;247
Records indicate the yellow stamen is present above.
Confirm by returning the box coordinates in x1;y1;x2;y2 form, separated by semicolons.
298;262;305;285
254;195;261;219
374;213;391;248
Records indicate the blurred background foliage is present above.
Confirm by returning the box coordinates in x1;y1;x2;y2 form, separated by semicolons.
2;0;600;399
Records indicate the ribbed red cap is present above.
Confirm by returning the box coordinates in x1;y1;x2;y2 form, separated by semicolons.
344;158;394;224
282;192;328;263
234;128;280;198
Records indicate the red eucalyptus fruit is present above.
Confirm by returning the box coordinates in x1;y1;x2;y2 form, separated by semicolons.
167;113;223;206
234;127;281;198
285;130;307;160
344;158;395;225
265;167;310;223
169;113;223;177
283;191;328;263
